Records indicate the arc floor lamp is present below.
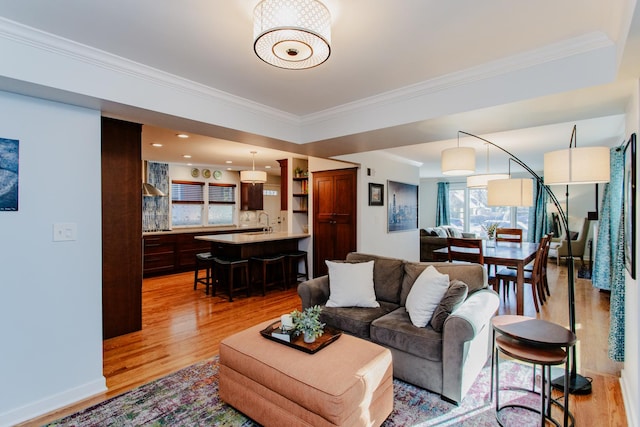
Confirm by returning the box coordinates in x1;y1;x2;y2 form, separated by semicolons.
448;128;610;394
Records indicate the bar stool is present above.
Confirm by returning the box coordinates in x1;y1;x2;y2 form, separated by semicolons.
212;257;250;302
285;250;309;286
494;335;573;427
251;254;287;295
193;252;215;295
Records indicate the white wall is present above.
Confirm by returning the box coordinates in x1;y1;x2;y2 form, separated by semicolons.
0;91;105;426
336;152;421;262
621;80;639;427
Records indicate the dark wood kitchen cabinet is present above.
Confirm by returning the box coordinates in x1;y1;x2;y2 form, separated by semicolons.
101;117;142;339
313;168;357;277
240;182;263;211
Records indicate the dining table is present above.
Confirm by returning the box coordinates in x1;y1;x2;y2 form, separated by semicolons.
433;241;539;315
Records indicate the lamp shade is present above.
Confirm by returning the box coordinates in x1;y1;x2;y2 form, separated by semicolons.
253;0;331;70
441;147;476;176
543;146;610;185
466;173;510;188
487;178;533;207
240;170;267;184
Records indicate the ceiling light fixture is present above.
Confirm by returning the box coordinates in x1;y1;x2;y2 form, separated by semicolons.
176;133;189;139
253;0;331;70
441;133;476;175
240;151;268;184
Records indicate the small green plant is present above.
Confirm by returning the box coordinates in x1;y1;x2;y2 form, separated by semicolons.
294;166;304;177
291;305;325;340
482;222;499;238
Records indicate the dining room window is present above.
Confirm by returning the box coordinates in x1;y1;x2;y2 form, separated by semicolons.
448;183;530;239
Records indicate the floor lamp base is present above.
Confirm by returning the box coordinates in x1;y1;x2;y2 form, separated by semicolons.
551;373;592;395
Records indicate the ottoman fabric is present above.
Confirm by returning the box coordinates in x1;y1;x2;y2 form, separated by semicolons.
219;320;394;427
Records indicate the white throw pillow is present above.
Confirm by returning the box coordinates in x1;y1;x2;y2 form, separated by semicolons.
325;260;379;308
405;265;450;327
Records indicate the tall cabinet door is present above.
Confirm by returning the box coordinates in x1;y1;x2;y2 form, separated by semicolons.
313;168;357;277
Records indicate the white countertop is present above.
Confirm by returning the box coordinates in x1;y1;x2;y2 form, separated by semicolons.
195;231;310;245
143;226;261;236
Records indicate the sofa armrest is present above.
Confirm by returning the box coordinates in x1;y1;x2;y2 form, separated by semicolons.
440;289;499;403
297;275;330;309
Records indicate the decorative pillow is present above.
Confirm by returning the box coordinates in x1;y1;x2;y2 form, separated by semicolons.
325;260;379;308
405;265;450;327
569;231;579;240
434;227;448;238
430;280;469;332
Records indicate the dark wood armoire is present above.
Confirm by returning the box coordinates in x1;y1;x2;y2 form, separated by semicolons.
312;168;357;277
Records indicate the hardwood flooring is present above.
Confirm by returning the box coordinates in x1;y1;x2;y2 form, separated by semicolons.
21;262;626;426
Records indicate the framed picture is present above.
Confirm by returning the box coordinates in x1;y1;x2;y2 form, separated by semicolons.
368;183;384;206
624;133;636;279
387;180;418;232
0;138;19;211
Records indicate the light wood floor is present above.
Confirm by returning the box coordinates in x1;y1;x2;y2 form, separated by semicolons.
22;261;627;426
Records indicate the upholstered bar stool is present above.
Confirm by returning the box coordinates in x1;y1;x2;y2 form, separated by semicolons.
494;335;573;427
285;250;309;286
212;257;250;302
193;252;215;295
250;254;287;296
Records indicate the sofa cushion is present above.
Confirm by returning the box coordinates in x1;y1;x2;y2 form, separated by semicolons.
346;253;405;304
370;307;443;362
400;262;487;306
405;266;450;327
325;260;379;308
429;279;468;332
320;301;399;340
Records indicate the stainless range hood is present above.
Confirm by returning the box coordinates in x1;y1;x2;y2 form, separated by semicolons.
142;160;165;197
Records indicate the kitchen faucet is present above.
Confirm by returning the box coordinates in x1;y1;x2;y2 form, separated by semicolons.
258;211;271;233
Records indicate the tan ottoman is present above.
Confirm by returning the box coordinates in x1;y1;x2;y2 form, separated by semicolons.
219;319;394;427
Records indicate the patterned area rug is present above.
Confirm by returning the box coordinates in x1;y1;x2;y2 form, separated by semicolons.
47;356;546;426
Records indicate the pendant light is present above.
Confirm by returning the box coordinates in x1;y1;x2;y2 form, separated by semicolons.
441;133;475;176
240;151;267;184
466;144;509;187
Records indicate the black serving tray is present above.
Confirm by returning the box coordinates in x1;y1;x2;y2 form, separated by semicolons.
260;321;342;354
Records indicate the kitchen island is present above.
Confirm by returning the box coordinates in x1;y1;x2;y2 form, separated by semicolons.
195;231;310;259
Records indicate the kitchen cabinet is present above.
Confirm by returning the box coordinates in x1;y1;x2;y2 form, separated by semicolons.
240;182;263;211
312;168;357;277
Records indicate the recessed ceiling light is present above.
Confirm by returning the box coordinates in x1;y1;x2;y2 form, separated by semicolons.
183;154;192;159
176;133;189;139
151;143;163;147
265;165;271;169
225;160;233;164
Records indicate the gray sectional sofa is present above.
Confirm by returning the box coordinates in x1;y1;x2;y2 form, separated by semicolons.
297;252;500;404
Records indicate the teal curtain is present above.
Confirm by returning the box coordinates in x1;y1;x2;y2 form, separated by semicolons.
436;182;450;226
592;147;625;361
528;178;549;242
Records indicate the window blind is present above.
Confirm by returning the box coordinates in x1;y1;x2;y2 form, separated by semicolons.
208;183;236;204
171;181;204;204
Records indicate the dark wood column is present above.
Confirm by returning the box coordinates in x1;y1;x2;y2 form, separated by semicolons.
101;117;142;339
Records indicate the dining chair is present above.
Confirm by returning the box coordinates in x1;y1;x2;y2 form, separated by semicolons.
495;228;523;244
447;237;496;289
495;234;550;312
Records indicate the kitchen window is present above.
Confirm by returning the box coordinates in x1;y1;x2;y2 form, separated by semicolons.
208;183;236;225
171;180;204;226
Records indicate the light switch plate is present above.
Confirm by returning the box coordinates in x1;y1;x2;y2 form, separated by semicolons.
53;223;77;241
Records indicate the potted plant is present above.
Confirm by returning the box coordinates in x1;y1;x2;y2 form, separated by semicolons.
482;222;499;246
291;305;325;343
294;167;304;178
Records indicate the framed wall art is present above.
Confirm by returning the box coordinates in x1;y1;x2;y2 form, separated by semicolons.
368;183;384;206
387;180;418;232
624;133;636;279
0;138;19;211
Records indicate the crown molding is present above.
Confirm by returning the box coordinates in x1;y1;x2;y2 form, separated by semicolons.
301;31;613;126
0;17;300;125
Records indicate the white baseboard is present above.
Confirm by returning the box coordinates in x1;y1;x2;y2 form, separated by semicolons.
0;376;106;427
620;369;637;427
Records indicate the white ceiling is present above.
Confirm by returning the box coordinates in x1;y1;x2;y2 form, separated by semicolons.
0;0;639;177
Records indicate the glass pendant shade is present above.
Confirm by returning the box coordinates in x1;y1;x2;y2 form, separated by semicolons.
487;178;533;207
543;146;610;185
441;147;476;176
466;173;510;188
254;0;331;70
